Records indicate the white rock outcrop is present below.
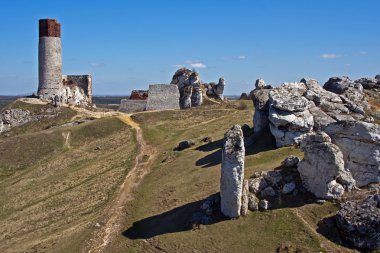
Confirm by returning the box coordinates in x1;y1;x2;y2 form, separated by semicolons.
325;121;380;187
220;125;245;218
297;132;356;200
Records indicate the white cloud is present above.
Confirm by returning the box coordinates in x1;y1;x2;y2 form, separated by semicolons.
91;63;105;68
172;64;184;68
320;53;340;59
189;63;207;69
346;63;351;67
238;55;246;59
359;51;368;55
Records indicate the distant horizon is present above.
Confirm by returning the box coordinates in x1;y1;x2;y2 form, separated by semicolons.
0;0;379;95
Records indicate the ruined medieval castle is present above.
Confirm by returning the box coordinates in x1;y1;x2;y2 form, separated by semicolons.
38;19;92;106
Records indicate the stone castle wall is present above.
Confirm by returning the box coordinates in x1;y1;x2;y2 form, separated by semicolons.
146;84;180;111
62;75;92;103
119;99;147;113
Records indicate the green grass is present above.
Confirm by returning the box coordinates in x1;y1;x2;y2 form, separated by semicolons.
106;101;343;253
1;101;78;137
0;110;138;253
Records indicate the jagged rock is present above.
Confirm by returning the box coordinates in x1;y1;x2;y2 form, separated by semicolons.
297;132;356;200
220;125;245;218
356;77;379;90
263;170;283;186
205;78;225;100
248;176;268;194
323;76;355;94
260;186;276;198
171;68;203;109
281;155;300;168
375;75;380;81
336;195;380;250
282;182;296;194
175;140;195;151
241;180;249;216
259;199;269;210
325;121;380;187
190;72;202;107
255;79;266;90
248;193;259;211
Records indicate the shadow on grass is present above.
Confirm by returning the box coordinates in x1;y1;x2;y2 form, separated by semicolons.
122;194;227;239
195;128;276;168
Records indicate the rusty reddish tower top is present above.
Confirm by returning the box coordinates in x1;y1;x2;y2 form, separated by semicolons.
39;19;61;38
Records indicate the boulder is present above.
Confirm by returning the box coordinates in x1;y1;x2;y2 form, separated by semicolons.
248;176;268;194
175;140;195;151
282;182;296;194
260;186;276;198
259;199;269;210
325;121;380;187
248;193;259;211
323;76;355;94
375;75;380;81
336;195;380;250
297;132;356;200
220;125;245;218
281;155;300;168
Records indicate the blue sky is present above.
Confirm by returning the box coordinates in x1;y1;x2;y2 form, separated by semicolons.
0;0;379;95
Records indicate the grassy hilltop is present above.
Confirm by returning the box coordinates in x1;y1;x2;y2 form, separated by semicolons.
1;99;377;253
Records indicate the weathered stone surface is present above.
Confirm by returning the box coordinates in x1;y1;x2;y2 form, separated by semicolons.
323;76;354;94
252;89;271;133
259;199;269;210
241;180;249;216
248;193;259;211
248;177;268;194
297;132;356;200
263;170;283;186
282;182;296;194
255;79;266;90
146;84;180;111
325;121;380;187
336;194;380;250
355;77;379;90
220;125;245;218
119;99;147;113
260;186;276;198
281;155;300;168
205;78;225;100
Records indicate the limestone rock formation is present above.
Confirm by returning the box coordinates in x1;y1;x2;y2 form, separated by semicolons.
171;68;194;109
205;78;225;100
355;77;379;90
336;194;380;250
220;125;245;218
190;73;203;107
248;193;259;211
256;77;373;147
297;132;356;200
252;89;270;133
325;121;380;187
255;79;266;90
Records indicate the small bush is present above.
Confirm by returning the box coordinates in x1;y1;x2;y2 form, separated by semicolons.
236;102;248;110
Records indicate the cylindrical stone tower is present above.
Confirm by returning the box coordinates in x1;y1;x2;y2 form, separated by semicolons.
38;19;62;99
